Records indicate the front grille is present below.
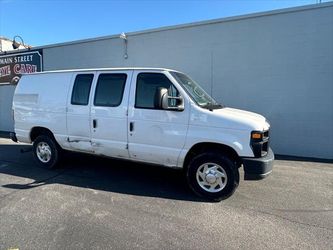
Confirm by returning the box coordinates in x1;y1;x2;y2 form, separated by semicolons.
251;130;269;157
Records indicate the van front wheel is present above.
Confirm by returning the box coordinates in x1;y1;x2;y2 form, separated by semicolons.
186;152;239;201
33;135;60;169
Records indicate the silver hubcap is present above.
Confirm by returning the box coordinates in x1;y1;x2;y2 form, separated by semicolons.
36;142;52;163
196;163;227;193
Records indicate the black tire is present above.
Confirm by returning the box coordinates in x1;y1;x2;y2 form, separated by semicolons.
33;135;60;169
186;152;239;201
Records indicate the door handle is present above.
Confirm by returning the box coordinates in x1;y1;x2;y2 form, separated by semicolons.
93;119;97;128
129;122;134;132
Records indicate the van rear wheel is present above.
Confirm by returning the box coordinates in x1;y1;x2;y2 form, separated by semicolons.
33;135;60;169
186;152;239;201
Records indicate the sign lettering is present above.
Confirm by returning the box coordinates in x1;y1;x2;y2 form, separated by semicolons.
0;50;43;84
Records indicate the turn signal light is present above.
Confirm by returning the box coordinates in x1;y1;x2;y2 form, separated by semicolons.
251;132;262;140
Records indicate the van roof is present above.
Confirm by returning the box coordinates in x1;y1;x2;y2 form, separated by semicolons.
23;67;180;76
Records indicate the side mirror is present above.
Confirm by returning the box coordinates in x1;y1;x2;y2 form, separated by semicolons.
155;87;184;111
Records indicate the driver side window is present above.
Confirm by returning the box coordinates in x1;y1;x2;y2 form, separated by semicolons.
135;73;179;109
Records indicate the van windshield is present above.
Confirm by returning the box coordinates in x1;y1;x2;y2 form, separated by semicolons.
170;71;223;110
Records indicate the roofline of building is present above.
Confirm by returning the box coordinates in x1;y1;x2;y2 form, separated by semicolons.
0;37;13;42
0;37;32;47
1;1;332;55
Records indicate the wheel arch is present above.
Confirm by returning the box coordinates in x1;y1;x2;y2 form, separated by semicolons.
30;126;57;143
183;142;241;170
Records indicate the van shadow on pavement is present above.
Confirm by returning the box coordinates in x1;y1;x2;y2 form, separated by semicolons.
0;143;203;202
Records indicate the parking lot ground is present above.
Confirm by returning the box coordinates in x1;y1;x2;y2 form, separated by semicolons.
0;139;332;249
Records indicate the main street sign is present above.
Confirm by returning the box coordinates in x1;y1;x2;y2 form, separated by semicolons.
0;50;43;84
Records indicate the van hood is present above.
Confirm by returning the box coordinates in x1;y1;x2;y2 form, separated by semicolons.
190;106;270;131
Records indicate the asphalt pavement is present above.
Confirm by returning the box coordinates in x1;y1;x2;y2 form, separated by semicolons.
0;139;332;250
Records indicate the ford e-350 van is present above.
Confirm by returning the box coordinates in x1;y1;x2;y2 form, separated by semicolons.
12;68;274;201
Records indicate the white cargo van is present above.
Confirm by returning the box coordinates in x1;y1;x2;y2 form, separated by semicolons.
12;68;273;200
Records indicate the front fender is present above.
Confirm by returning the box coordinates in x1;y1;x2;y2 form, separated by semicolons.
176;125;253;168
